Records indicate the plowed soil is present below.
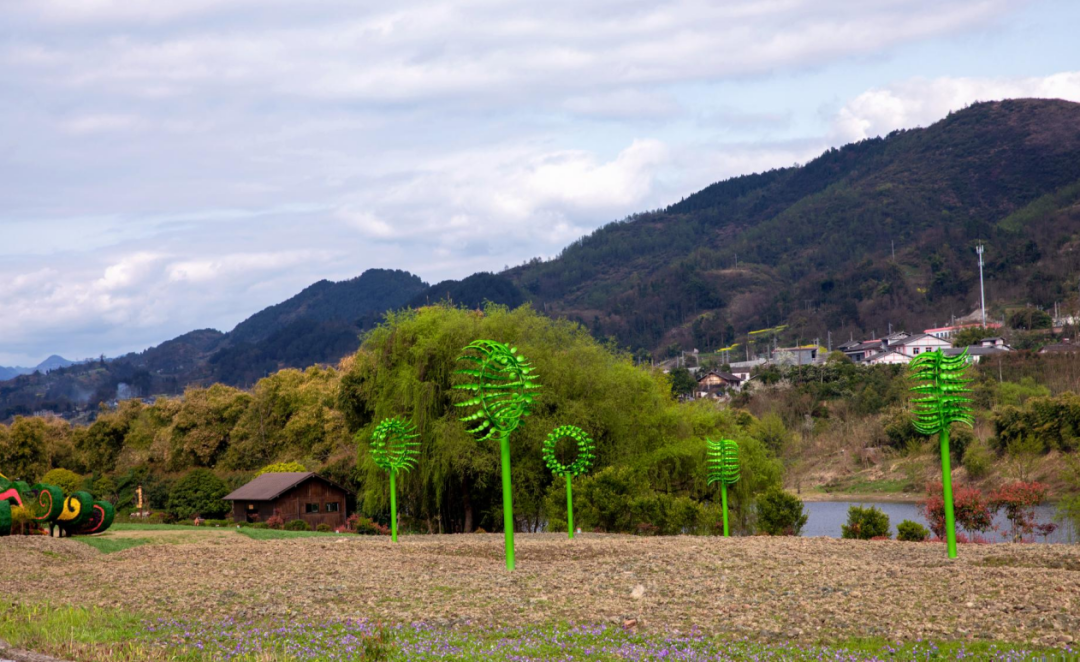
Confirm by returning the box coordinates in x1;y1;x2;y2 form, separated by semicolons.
2;532;1078;647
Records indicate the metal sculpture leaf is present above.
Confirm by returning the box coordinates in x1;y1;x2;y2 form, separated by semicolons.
707;438;740;486
706;438;740;537
910;348;974;435
371;417;421;474
908;347;973;559
454;340;539;442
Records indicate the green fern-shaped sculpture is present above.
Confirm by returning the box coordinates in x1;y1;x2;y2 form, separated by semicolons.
370;417;420;542
707;438;740;536
542;425;595;539
909;348;973;558
455;340;540;570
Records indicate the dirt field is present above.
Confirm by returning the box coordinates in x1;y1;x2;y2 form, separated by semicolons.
2;531;1078;647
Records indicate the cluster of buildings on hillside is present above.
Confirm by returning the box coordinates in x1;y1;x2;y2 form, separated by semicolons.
680;322;1029;401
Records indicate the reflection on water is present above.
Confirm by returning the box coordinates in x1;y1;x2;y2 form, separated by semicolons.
801;500;1076;544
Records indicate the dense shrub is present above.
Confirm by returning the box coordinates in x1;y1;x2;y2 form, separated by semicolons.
9;506;39;536
962;438;993;479
755;487;807;536
992;392;1080;453
352;515;389;535
166;469;231;519
40;468;83;496
841;505;890;540
255;462;308;477
921;483;994;538
266;514;285;530
316;523;332;532
543;466;719;536
285;519;310;531
896;520;929;542
989;481;1053;541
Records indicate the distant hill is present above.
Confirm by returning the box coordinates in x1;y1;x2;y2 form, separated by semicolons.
0;355;79;381
508;98;1080;351
0;270;428;417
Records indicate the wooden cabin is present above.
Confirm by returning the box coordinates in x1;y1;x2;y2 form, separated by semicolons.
223;472;352;529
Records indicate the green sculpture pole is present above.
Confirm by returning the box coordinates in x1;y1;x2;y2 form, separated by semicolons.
707;438;740;536
565;473;574;536
910;348;973;559
370;417;420;542
456;340;540;570
542;425;595;539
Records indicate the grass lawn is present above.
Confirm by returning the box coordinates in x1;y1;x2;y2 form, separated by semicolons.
76;537;152;554
0;603;1066;662
235;528;349;541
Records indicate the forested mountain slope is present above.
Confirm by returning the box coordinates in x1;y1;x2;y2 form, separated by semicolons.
509;99;1080;351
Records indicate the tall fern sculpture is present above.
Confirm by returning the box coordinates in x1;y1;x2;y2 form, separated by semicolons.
370;417;421;542
910;348;973;559
542;425;595;539
455;340;540;570
707;438;740;537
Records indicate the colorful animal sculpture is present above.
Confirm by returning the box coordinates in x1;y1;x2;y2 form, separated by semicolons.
0;472;114;537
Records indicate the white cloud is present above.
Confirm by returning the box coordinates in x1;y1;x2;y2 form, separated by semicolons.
832;71;1080;142
0;0;1042;362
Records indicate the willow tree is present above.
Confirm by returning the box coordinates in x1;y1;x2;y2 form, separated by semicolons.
370;417;420;542
910;348;973;559
541;425;595;539
455;340;540;570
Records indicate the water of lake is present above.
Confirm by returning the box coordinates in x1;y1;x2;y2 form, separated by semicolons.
802;500;1077;544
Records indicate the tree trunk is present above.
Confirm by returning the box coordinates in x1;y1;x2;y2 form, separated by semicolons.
462;475;473;533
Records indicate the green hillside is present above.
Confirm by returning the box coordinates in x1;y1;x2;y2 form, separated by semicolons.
510;99;1080;351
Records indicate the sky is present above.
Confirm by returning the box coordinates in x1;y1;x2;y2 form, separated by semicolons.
2;0;1079;366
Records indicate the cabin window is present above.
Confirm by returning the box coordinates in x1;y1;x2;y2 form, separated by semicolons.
305;503;320;513
913;348;920;355
325;502;340;513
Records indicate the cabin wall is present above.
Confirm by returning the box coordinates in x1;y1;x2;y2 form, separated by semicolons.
275;480;348;529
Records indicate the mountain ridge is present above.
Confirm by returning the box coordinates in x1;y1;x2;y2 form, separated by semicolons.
4;98;1080;417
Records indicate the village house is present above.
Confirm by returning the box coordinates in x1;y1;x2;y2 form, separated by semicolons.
695;371;743;398
223;472;352;530
771;345;822;366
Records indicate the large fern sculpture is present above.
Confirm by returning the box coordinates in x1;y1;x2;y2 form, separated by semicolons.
909;348;973;558
370;417;421;542
707;438;740;536
455;340;540;570
542;425;595;539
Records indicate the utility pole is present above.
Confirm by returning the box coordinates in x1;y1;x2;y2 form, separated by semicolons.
827;331;832;352
891;240;895;260
976;244;986;329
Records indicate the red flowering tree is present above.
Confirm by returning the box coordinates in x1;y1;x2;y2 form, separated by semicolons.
920;482;994;540
989;481;1054;542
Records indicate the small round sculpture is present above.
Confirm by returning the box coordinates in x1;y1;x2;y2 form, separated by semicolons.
542;425;595;539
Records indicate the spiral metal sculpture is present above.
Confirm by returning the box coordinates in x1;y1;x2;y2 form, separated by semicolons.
455;340;540;570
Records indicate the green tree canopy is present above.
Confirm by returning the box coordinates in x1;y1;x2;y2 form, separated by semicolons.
167;468;231;519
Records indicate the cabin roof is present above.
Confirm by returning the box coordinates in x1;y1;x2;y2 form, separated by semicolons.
223;472;353;501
